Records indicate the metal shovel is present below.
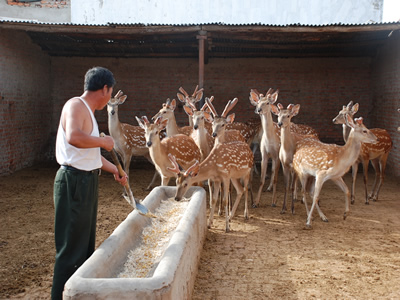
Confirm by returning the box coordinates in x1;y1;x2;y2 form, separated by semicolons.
101;134;155;218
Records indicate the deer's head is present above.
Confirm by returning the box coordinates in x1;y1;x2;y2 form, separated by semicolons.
107;90;127;116
167;154;199;201
152;98;176;121
249;88;279;115
271;103;300;129
177;85;204;110
136;115;168;148
332;101;359;125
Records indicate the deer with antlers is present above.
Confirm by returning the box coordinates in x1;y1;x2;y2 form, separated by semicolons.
107;90;159;191
332;101;393;204
136;115;201;186
169;135;254;232
176;85;204;127
270;103;320;214
152;98;193;137
293;115;377;229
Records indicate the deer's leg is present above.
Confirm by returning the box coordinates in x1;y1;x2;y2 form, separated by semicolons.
252;143;260;175
243;174;250;220
306;176;326;229
360;159;370;204
332;177;350;220
370;154;387;202
144;154;160;190
350;162;359;204
161;176;170;186
146;171;160;191
208;181;221;229
254;150;268;207
222;179;231;232
270;158;280;207
230;178;244;221
290;168;297;215
298;174;309;215
280;164;290;214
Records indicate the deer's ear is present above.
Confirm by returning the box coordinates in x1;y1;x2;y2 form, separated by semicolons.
187;161;200;177
159;118;168;130
177;93;185;103
204;111;213;123
195;89;203;102
291;104;301;116
183;104;194;116
170;99;177;110
345;114;355;128
249;91;259;106
270;90;279;104
270;104;279;116
136;116;145;129
226;113;235;124
118;95;127;105
351;103;359;115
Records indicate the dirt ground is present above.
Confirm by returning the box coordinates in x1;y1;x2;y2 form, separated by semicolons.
1;161;400;300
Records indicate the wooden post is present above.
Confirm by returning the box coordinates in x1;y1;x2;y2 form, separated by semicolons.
197;30;207;107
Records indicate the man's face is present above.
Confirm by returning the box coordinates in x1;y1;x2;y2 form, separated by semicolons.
101;86;113;109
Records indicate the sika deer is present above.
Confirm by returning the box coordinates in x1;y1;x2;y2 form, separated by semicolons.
293;115;377;229
152;98;193;137
249;88;281;207
183;98;215;161
271;103;319;214
176;85;204;126
333;101;393;204
107;90;159;190
169;136;254;232
136;116;201;186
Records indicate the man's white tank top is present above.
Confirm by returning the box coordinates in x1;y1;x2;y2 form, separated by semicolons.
56;97;102;171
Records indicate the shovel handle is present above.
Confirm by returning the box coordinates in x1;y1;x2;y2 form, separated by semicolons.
100;133;127;183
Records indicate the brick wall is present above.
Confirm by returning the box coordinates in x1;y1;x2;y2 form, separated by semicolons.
0;28;52;175
0;28;399;176
7;0;70;9
371;30;400;177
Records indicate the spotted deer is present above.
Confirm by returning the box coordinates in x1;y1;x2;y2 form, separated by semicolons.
271;103;319;214
152;98;193;137
176;85;204;127
169;135;254;232
293;115;378;229
249;88;281;207
333;101;393;204
107;90;159;190
136;116;201;186
183;99;215;162
205;97;247;145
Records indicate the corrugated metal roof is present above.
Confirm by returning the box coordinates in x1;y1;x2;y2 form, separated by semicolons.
1;19;400;27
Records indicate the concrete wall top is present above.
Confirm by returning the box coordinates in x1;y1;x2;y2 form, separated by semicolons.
71;0;383;25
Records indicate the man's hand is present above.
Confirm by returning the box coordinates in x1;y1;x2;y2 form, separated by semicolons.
100;135;115;152
114;170;128;186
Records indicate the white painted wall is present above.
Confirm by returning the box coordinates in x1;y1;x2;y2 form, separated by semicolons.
71;0;383;25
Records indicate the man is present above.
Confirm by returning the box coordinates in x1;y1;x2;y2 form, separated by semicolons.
51;66;127;300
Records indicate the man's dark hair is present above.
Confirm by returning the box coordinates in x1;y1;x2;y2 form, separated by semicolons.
84;67;116;91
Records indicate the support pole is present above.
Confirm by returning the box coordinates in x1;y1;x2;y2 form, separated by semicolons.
197;30;207;107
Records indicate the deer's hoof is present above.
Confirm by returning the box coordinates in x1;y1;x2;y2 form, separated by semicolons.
252;203;258;208
271;203;276;208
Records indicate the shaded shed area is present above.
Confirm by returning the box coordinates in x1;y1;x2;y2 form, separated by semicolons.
0;21;399;175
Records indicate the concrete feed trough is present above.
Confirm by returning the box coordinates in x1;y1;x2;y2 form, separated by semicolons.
63;186;207;300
